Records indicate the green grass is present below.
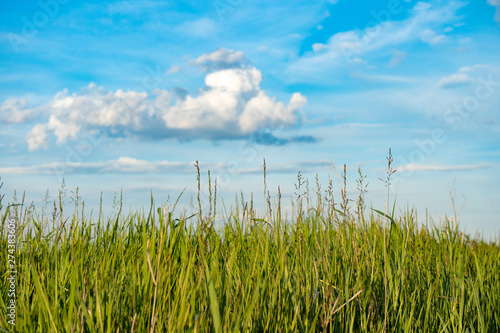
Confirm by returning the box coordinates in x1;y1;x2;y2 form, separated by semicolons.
0;160;499;332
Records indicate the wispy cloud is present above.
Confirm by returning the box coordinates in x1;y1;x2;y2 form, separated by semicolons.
0;157;194;175
350;72;415;83
438;73;473;88
420;29;449;45
289;1;464;76
0;158;334;175
487;0;500;22
397;163;495;173
437;64;496;88
176;18;219;38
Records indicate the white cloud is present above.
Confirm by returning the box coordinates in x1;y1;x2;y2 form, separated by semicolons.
195;48;246;72
0;157;332;175
436;65;494;89
0;157;193;175
26;124;49;151
103;157;187;173
163;67;304;134
420;29;449;45
438;73;473;88
289;2;463;75
487;0;500;22
239;92;306;133
1;98;38;123
4;50;307;151
397;163;494;173
205;67;260;93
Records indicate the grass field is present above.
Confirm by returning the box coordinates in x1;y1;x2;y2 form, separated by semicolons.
1;157;499;332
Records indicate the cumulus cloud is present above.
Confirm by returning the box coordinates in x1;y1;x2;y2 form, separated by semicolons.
438;73;473;88
4;50;307;151
487;0;500;22
27;124;50;151
1;98;39;123
195;48;247;72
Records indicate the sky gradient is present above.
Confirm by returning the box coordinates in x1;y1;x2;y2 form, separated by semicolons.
1;0;499;238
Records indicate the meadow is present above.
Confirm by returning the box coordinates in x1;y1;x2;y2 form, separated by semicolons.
1;155;499;332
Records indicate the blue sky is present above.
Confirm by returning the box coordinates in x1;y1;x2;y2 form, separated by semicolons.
1;0;499;237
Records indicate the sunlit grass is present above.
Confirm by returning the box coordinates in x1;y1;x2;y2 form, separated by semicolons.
0;157;499;332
